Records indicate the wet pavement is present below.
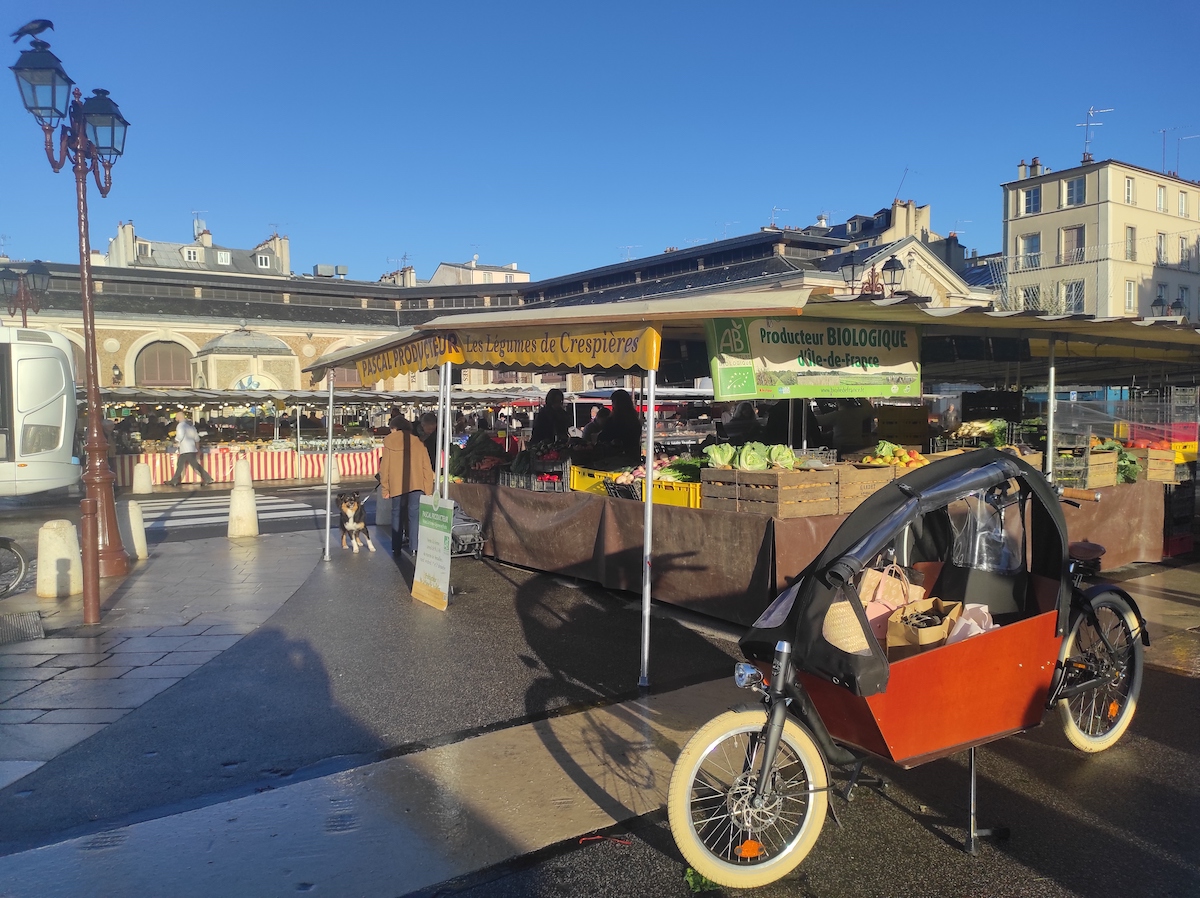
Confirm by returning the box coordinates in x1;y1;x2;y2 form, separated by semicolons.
0;514;1197;896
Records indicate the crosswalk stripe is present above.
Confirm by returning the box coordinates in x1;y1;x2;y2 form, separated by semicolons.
133;495;329;530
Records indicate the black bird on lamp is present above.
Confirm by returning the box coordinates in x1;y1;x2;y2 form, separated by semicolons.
10;19;53;43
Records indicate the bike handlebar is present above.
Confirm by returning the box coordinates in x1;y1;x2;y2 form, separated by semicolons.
1060;487;1101;503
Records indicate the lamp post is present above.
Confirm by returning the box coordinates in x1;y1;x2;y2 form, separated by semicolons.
0;259;50;327
10;37;130;593
1151;293;1167;317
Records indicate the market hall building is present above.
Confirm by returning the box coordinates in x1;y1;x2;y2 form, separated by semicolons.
0;206;993;396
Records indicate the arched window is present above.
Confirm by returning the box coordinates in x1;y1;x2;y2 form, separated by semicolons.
135;341;192;387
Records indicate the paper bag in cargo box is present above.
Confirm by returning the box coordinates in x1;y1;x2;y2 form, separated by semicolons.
886;598;963;662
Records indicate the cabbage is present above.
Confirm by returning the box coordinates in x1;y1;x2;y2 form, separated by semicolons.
703;443;736;467
735;442;769;471
767;445;797;469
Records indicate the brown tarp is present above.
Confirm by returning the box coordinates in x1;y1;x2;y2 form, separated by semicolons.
450;485;775;625
773;514;849;593
1062;478;1164;570
450;478;1166;628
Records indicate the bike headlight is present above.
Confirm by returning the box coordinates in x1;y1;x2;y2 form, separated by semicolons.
734;662;764;689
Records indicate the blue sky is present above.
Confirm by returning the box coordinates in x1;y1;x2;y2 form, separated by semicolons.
2;1;1197;283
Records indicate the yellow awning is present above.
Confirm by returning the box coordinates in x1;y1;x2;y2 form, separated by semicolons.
456;323;661;371
355;332;465;382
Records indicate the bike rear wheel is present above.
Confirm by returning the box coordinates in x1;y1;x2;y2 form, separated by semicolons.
667;709;828;889
1057;592;1143;752
0;540;29;598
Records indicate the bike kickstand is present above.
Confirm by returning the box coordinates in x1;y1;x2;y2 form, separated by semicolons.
838;757;888;802
964;746;1010;855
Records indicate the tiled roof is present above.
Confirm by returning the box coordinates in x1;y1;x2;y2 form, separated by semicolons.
127;241;278;277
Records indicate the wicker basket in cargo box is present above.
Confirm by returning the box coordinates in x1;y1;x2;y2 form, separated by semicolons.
837;464;896;514
700;467;839;518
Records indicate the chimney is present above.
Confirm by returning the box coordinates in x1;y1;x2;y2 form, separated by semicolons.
198;229;212;248
1030;157;1042;176
1018;160;1028;179
816;214;828;227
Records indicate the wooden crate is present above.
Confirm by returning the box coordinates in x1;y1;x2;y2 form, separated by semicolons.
837;464;895;514
701;468;839;518
1128;448;1175;483
1054;450;1117;489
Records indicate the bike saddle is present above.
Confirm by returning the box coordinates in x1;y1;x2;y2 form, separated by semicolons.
1068;540;1106;562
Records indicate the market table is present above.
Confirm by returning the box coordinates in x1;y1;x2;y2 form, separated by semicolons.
449;476;1167;629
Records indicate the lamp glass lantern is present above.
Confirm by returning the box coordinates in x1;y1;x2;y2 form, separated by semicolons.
9;43;74;128
839;255;864;287
24;260;51;295
1170;297;1187;317
0;268;18;299
81;89;129;162
1151;294;1167;316
882;254;905;289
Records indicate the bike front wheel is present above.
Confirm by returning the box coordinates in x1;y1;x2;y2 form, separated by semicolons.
0;540;29;598
1057;592;1144;753
667;709;828;889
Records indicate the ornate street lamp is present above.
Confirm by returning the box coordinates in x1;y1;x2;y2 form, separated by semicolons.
11;36;130;607
1170;297;1187;319
839;254;864;293
1151;293;1167;317
882;254;906;294
0;260;50;327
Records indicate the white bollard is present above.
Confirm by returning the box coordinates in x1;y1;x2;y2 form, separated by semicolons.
36;520;83;598
131;463;153;494
117;500;150;560
329;456;341;486
227;458;259;538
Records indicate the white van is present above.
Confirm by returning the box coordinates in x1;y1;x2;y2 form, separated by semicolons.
0;328;81;496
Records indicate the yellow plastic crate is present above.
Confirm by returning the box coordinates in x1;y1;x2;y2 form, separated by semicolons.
569;466;613;494
568;466;701;507
1172;441;1197;464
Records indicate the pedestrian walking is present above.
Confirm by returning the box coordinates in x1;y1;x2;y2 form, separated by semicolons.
379;415;434;556
167;410;214;487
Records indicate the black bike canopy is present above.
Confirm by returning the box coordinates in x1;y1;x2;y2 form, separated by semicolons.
741;448;1070;696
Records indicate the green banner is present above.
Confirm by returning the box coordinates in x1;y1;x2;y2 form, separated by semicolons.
412;497;454;611
705;317;921;401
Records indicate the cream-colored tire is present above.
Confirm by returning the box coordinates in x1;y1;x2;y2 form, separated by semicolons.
1056;593;1144;753
667;710;828;889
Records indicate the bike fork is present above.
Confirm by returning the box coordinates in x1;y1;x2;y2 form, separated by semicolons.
752;641;793;803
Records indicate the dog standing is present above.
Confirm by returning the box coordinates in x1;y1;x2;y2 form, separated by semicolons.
337;492;375;553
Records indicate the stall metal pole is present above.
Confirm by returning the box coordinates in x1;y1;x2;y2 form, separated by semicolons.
787;400;795;450
801;401;809;453
639;367;658;688
1045;338;1056;478
323;376;335;561
442;362;453;501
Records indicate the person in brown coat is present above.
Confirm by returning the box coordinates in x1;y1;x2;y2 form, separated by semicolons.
379;416;435;556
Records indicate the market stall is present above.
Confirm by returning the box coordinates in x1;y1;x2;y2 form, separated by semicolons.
306;285;1200;677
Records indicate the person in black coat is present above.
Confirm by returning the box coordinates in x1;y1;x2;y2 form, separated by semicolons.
530;388;571;444
597;389;643;456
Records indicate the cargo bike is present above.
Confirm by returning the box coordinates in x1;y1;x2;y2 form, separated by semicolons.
667;448;1148;888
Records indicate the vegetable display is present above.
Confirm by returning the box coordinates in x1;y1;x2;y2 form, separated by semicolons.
449;431;508;477
861;440;930;468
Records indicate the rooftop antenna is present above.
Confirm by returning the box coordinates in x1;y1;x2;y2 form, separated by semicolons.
618;245;642;261
1075;106;1113;162
1177;134;1200;176
387;252;411;270
722;221;739;239
190;209;208;240
893;167;911;202
267;222;285;236
769;206;788;227
0;234;10;256
952;219;972;237
1153;126;1180;173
